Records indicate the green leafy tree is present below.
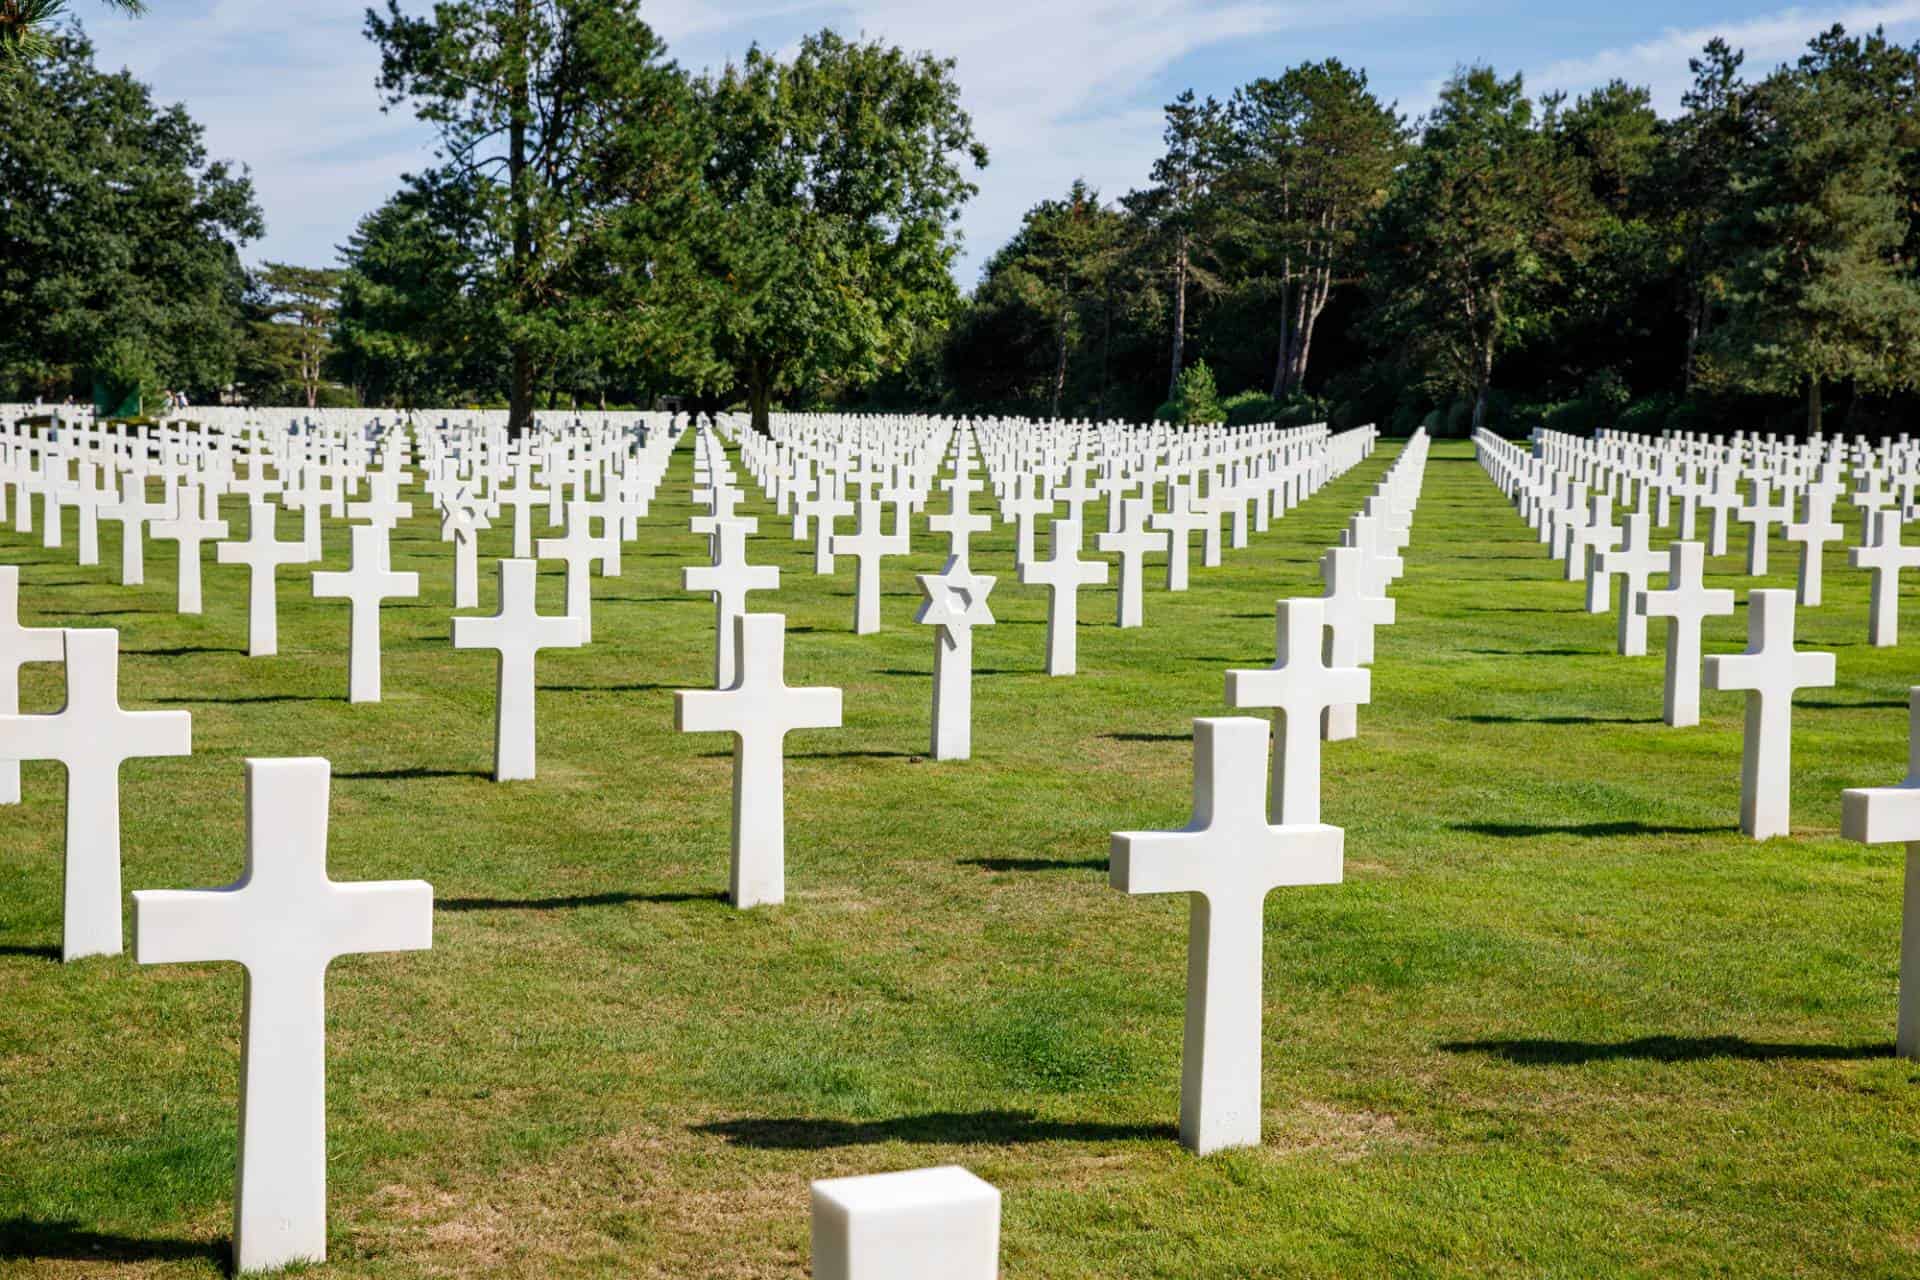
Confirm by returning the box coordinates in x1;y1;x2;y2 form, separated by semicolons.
1127;90;1229;399
1366;67;1594;431
0;0;142;62
0;29;261;402
239;262;345;407
1705;31;1920;431
1224;61;1405;397
694;30;986;433
366;0;711;433
1158;358;1226;424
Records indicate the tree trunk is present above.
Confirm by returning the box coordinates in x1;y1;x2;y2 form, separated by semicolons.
1049;301;1070;420
1270;265;1291;399
506;0;534;440
1807;375;1822;435
748;362;773;435
1167;231;1189;401
1096;279;1112;420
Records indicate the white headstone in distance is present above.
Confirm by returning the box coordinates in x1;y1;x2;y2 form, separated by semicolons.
134;757;433;1275
1703;589;1835;839
915;558;995;761
452;558;586;781
216;500;314;657
1097;496;1165;629
1225;599;1368;825
311;524;420;703
1637;540;1734;727
1018;517;1108;676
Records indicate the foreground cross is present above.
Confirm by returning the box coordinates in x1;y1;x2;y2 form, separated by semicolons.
1226;600;1369;825
0;629;191;960
312;525;420;703
452;559;586;781
1849;509;1920;648
1018;517;1108;676
1841;689;1920;1058
675;613;841;907
1110;717;1343;1154
134;757;433;1274
1704;589;1835;838
0;565;63;805
1637;541;1734;727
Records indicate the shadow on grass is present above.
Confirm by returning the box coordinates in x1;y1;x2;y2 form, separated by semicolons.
1453;820;1730;838
1461;648;1601;657
127;645;247;657
0;944;59;961
543;682;671;694
441;890;724;912
1456;713;1659;726
0;1218;223;1266
693;1110;1174;1149
1102;731;1189;744
962;856;1106;873
875;668;1026;678
159;693;329;705
1442;1036;1891;1064
1799;697;1911;710
790;749;917;760
334;766;491;781
1461;606;1580;614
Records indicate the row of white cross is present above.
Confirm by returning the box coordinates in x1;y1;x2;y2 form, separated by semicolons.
1478;426;1920;1070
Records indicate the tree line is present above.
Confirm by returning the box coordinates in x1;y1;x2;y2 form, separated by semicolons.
3;8;1917;437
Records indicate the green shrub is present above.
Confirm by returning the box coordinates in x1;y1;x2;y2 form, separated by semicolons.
1156;360;1227;425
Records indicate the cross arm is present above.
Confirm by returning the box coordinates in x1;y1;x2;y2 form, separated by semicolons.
1842;785;1920;845
324;880;434;959
134;887;248;966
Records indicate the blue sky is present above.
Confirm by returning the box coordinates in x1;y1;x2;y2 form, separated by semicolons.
80;0;1920;288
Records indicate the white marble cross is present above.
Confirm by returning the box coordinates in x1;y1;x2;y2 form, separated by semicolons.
1736;479;1791;576
928;474;991;566
149;492;230;615
133;757;432;1274
811;1166;1000;1280
1111;717;1342;1154
832;497;909;635
1595;512;1665;656
1320;545;1394;740
1226;599;1368;825
1704;589;1835;838
1637;540;1734;727
0;566;63;804
684;519;778;688
675;613;841;908
1785;487;1843;607
0;628;191;960
452;558;586;781
1018;517;1108;676
806;477;854;575
312;524;420;703
103;473;173;587
1151;482;1210;592
1849;509;1920;648
536;500;605;643
1097;496;1166;629
347;472;413;531
216;501;314;657
915;557;995;760
1841;688;1920;1059
495;468;549;558
1699;465;1741;557
441;500;490;610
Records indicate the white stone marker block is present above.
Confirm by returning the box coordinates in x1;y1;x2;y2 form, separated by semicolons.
1841;689;1920;1059
1111;717;1342;1154
0;629;190;960
216;500;313;657
452;559;586;781
312;524;419;703
1703;589;1835;839
1019;517;1108;676
1226;600;1368;825
675;614;841;907
915;558;995;761
1637;541;1734;727
134;757;433;1275
0;566;62;804
810;1165;1000;1280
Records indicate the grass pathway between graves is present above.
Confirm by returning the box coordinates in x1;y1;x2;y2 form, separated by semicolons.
4;438;1920;1278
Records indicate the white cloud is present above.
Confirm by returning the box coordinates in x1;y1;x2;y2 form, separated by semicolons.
1533;1;1920;114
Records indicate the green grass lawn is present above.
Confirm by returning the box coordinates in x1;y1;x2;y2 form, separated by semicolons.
4;436;1920;1278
